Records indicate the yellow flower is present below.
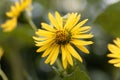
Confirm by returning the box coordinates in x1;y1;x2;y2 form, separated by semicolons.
33;12;93;69
107;38;120;68
1;0;32;32
0;47;4;60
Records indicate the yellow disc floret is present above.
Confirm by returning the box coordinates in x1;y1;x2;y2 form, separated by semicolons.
55;30;71;44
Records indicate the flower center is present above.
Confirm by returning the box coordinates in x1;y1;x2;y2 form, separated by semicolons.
55;30;71;44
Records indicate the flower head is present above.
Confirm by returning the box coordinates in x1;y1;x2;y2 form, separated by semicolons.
33;11;93;69
1;0;32;32
107;38;120;67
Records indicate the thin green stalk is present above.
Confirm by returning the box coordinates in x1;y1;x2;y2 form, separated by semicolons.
55;58;67;78
27;16;37;31
0;68;8;80
114;68;120;80
56;59;63;71
25;11;37;31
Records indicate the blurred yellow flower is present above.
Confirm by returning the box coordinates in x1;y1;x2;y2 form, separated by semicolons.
107;38;120;68
33;12;93;69
0;47;4;60
1;0;32;32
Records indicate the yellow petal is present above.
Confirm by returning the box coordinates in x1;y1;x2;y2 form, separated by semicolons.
68;14;81;31
50;44;60;65
6;11;14;18
62;45;73;66
114;63;120;67
33;36;48;41
11;6;16;12
63;58;67;69
41;46;53;57
41;23;56;32
66;49;73;66
9;5;20;17
72;34;93;39
61;45;67;61
108;59;120;64
36;29;54;37
48;12;60;29
107;53;120;58
108;44;120;54
76;45;89;54
64;13;76;30
45;44;58;64
61;45;68;69
114;38;120;48
70;39;93;46
55;11;63;29
36;41;54;52
71;19;88;33
35;38;54;46
15;2;21;11
79;26;91;32
45;52;53;64
20;0;32;11
6;0;31;18
66;44;83;62
1;18;17;32
70;14;81;30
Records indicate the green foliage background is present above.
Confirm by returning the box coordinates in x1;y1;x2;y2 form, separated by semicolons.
0;0;120;80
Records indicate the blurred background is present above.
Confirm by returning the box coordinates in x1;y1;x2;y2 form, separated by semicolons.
0;0;120;80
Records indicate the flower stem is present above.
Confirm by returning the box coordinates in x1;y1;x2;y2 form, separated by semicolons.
114;68;120;80
56;58;64;71
27;16;37;31
0;68;8;80
55;58;67;78
25;11;37;31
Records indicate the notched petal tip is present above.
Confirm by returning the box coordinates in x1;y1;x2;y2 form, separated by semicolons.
85;50;90;54
90;41;94;44
108;43;114;47
114;64;120;68
45;60;49;64
32;36;36;39
108;43;119;52
48;12;52;17
108;60;113;64
107;54;111;57
41;22;45;26
36;49;41;53
55;11;59;15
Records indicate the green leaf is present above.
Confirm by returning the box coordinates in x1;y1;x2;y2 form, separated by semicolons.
94;2;120;37
63;66;90;80
0;24;34;48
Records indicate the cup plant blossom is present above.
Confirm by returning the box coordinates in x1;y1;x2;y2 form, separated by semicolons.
107;38;120;67
0;0;120;79
1;0;32;32
33;11;94;69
